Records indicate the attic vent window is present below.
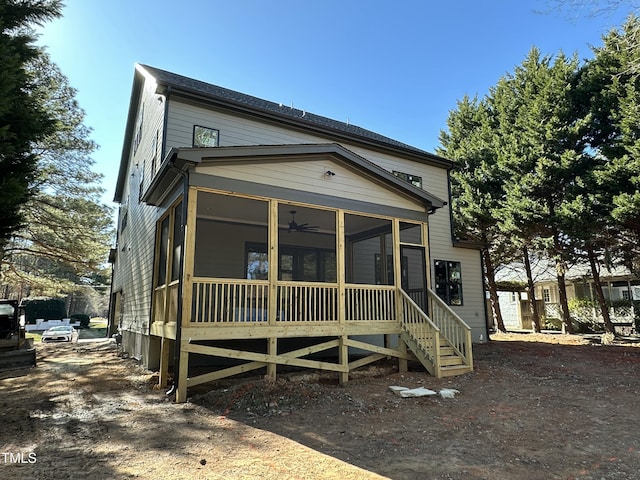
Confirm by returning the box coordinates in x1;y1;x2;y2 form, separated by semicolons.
193;125;219;147
392;171;422;189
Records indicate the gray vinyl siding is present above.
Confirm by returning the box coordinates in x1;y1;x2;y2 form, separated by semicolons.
195;160;424;212
163;98;485;339
111;78;168;361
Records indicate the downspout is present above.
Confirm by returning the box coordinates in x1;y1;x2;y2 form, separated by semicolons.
479;251;491;342
156;85;189;399
166;160;189;398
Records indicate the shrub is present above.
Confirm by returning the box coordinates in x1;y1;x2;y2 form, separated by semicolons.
70;313;90;328
22;298;66;324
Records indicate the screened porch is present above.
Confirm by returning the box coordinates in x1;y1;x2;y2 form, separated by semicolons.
150;187;472;402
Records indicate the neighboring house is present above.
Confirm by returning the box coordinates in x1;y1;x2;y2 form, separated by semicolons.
110;64;486;402
495;263;639;332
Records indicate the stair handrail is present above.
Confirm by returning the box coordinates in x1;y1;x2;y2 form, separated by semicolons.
426;287;473;368
398;288;441;369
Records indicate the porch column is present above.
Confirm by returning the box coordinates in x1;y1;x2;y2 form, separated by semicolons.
266;199;279;380
176;188;198;403
337;210;348;384
392;218;408;373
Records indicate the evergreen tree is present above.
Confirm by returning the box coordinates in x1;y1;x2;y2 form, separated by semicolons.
491;48;588;334
438;95;512;332
0;0;61;243
583;16;640;274
1;52;114;300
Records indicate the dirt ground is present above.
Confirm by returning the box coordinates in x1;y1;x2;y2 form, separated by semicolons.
2;333;640;480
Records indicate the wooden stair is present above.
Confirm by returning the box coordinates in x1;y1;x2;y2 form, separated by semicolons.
437;340;471;376
398;287;473;378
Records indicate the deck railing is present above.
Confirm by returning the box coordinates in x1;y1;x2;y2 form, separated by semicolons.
398;289;441;364
187;280;471;369
345;285;396;321
153;281;179;324
426;288;473;367
191;278;269;323
190;279;400;324
275;282;338;322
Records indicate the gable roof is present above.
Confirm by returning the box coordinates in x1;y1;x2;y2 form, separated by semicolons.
116;64;453;202
140;64;451;165
142;143;447;211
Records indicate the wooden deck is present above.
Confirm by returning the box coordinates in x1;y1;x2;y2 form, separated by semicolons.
151;278;473;402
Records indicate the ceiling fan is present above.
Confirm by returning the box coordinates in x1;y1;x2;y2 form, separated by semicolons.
288;210;319;233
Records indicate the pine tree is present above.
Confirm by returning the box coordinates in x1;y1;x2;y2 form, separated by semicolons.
1;52;114;304
0;0;61;243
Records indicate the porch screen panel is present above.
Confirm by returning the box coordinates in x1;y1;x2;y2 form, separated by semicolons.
277;204;336;283
194;192;268;279
171;201;183;282
344;214;393;285
157;216;170;286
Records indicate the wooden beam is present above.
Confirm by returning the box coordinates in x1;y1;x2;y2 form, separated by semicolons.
183;342;348;372
187;361;267;387
343;338;414;360
150;321;177;339
181;324;348;341
349;353;386;370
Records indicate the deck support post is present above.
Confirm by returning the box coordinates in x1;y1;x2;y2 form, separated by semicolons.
159;337;171;388
398;336;408;373
338;335;349;385
267;337;277;380
176;346;189;403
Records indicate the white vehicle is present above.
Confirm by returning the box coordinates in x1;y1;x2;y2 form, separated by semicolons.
41;325;78;343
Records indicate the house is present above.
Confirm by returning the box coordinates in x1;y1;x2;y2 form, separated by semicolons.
109;64;486;402
495;263;639;332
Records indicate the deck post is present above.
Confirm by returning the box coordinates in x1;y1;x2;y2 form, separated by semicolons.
392;218;408;373
337;210;349;384
159;337;171;388
176;347;189;403
267;200;279;379
398;336;408;373
338;335;349;385
267;337;277;380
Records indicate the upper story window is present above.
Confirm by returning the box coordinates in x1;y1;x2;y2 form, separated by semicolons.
133;106;144;155
393;171;422;189
193;125;219;147
543;288;551;303
151;129;159;174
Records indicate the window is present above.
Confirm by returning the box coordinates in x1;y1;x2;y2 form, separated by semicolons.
193;125;219;147
246;244;269;280
120;207;128;232
393;171;422;188
543;288;551;303
246;243;336;282
133;106;144;154
434;260;463;306
151;129;159;174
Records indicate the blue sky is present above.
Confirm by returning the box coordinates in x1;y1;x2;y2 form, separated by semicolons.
37;0;634;206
